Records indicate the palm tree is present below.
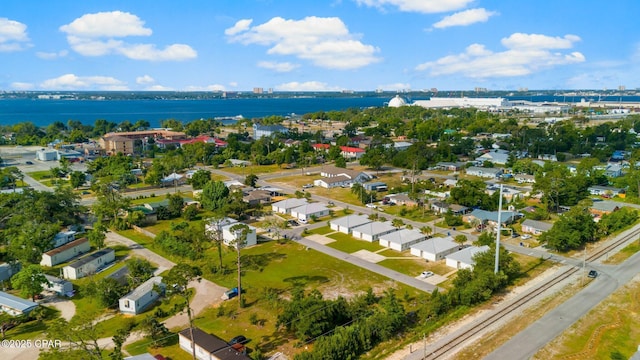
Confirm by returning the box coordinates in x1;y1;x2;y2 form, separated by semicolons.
391;218;404;230
420;226;432;238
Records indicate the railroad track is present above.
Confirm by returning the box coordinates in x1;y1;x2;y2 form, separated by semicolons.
420;225;640;359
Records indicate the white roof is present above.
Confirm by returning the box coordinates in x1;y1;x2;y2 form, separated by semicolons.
379;228;425;244
330;214;372;229
411;236;459;254
351;221;397;236
272;198;308;209
291;203;329;215
121;276;163;302
446;245;490;265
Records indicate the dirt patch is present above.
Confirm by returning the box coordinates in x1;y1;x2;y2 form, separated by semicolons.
351;249;386;263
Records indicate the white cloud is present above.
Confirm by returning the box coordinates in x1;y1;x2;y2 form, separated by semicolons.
0;18;31;52
60;11;196;61
184;84;227;91
257;61;300;72
378;83;412;91
59;11;152;38
275;81;342;91
145;85;173;91
226;16;380;69
224;19;252;36
136;75;155;85
228;82;238;88
355;0;472;13
36;50;69;59
11;82;34;90
416;33;585;79
40;73;128;90
433;8;497;29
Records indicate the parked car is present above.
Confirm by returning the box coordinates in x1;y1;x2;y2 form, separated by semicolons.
221;287;243;300
228;335;248;345
366;203;377;209
288;220;299;227
588;270;598;278
302;184;313;189
25;161;33;165
419;271;434;279
521;234;532;240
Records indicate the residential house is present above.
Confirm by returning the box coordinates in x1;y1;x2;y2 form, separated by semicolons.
463;209;520;228
410;236;461;261
340;146;365;160
63;248;115;280
314;166;371;189
390;141;412;151
253;124;288;140
435;162;467;171
430;201;469;215
486;186;523;203
178;327;250;360
475;149;510;165
119;276;165;315
205;218;257;248
242;190;272;206
40;238;91;267
604;164;623;178
589;202;620;217
311;143;330;152
386;193;419;207
521;219;553;235
0;262;20;282
443;179;458;187
161;173;186;187
379;229;426;251
363;182;388;192
445;245;490;270
0;291;38;316
588;186;625;197
351;221;398;242
514;174;536;184
290;203;330;222
271;198;308;214
329;215;372;234
42;275;74;296
52;230;78;248
466;167;504;179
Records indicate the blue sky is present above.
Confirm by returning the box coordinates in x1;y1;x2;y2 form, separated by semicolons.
1;0;639;92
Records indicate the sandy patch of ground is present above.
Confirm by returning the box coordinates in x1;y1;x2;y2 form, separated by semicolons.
45;297;76;321
305;234;335;245
351;249;386;263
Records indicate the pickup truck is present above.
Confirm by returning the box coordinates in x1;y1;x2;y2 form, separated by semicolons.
221;287;243;300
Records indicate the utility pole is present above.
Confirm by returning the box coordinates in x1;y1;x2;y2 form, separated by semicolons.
494;184;503;274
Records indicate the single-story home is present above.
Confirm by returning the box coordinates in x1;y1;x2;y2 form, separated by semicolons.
216;218;257;247
40;237;91;267
514;174;536;184
430;202;469;215
363;182;388;192
521;219;553;235
588;185;625;197
463;209;520;228
0;291;38;316
486;186;523;203
435;162;467;171
242;190;272;206
178;327;250;360
340;146;365;159
52;230;78;248
161;173;186;187
351;221;398;242
0;262;21;282
445;245;490;270
63;248;115;280
386;193;419;207
119;276;165;315
476;149;510;165
42;274;74;296
290;203;330;222
379;229;426;251
466;167;504;179
314;176;353;189
271;198;308;214
329;214;372;234
410;236;461;261
589;202;620;217
443;179;458;187
314;166;371;189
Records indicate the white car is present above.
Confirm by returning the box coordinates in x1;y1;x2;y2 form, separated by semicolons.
366;203;377;209
521;234;532;240
419;271;434;278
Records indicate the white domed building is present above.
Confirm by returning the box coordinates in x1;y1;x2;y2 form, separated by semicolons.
388;95;407;108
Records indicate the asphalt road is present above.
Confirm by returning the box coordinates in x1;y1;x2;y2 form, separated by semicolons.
485;246;640;360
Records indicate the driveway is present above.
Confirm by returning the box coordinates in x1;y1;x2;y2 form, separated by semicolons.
105;231;175;275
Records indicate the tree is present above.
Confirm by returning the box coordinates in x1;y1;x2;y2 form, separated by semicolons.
419;226;433;238
205;217;226;272
229;223;250;308
188;169;211;190
69;171;86;189
46;312;104;360
87;222;107;249
454;234;467;246
391;218;404;229
92;183;131;229
11;265;49;301
140;316;170;347
335;156;347;168
126;258;154;288
164;263;202;360
201;180;229;211
167;193;184;219
539;201;597;252
244;174;259;187
84;277;126;308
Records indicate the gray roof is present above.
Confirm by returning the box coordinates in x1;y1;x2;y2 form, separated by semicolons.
521;219;553;231
379;228;425;244
272;198;308;209
467;166;503;175
446;245;490;265
411;236;459;254
124;354;158;360
469;209;518;223
121;276;163;302
351;221;397;236
67;248;114;269
290;203;330;215
0;291;38;312
330;214;372;229
591;201;620;212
